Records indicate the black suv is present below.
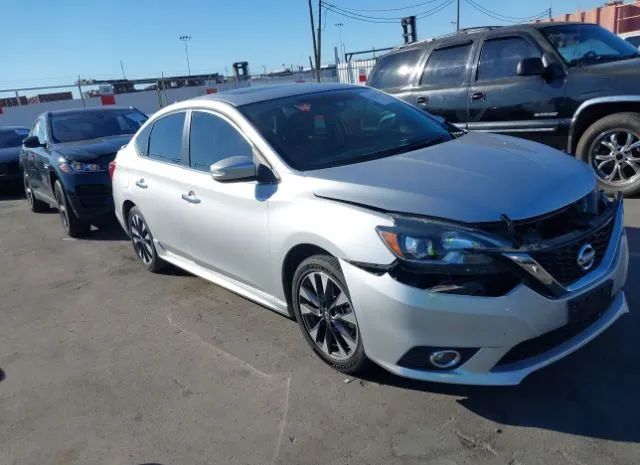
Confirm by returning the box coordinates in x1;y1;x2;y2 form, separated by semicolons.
368;22;640;195
21;107;147;237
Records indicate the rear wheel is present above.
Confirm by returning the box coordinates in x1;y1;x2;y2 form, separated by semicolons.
127;206;166;273
23;172;48;213
292;255;370;374
577;112;640;196
54;180;89;237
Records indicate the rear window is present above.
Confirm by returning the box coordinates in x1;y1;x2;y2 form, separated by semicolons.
0;128;29;148
367;48;423;89
420;43;472;87
50;109;147;143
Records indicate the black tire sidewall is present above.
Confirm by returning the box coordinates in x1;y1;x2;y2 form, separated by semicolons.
291;255;369;374
54;180;88;237
127;206;164;273
576;112;640;196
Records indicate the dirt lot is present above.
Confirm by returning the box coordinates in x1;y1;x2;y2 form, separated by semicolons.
1;185;639;465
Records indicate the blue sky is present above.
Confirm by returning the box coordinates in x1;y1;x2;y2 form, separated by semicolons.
1;0;608;89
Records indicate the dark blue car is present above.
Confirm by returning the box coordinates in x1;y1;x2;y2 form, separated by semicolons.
21;107;147;237
0;126;30;185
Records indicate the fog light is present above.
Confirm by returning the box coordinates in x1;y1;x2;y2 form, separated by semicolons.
429;350;461;369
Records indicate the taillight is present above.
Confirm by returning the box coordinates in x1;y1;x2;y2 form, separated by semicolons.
108;160;117;179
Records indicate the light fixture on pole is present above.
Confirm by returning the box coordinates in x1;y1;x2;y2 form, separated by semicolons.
179;35;192;76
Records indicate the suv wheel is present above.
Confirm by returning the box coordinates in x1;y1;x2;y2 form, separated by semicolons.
23;172;48;212
54;180;89;237
292;255;370;374
577;112;640;195
127;206;166;273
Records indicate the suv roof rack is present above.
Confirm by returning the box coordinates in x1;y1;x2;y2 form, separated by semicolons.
395;25;503;50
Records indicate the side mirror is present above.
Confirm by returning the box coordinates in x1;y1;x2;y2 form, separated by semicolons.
517;57;544;76
23;135;44;148
210;156;257;183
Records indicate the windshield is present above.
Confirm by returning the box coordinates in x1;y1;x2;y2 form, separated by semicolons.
542;24;639;67
239;88;453;171
50;109;148;143
0;128;29;148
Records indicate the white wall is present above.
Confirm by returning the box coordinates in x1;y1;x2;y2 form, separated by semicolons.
0;82;244;128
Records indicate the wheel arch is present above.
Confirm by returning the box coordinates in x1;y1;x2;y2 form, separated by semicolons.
569;97;640;154
122;200;136;234
281;243;334;316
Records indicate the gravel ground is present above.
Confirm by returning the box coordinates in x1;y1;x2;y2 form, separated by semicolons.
1;185;639;465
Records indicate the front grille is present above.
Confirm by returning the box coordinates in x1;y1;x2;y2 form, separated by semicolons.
0;161;20;175
529;219;614;286
75;184;112;208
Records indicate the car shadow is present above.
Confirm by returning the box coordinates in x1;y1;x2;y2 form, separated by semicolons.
0;184;25;200
360;227;640;443
0;368;5;383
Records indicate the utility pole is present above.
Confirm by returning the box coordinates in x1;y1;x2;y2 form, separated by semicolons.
308;0;319;82
120;60;127;80
179;35;192;76
456;0;460;32
317;0;323;82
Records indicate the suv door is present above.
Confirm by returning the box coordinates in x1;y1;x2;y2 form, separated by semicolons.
131;111;193;256
404;41;476;127
181;109;273;292
27;116;55;201
467;33;567;147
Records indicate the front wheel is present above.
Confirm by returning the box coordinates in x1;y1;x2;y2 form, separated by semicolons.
54;180;89;237
292;255;370;375
576;112;640;196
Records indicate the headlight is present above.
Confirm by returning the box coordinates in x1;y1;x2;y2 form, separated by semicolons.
377;221;499;266
59;160;105;173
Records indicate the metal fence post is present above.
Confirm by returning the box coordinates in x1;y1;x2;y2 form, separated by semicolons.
77;75;86;108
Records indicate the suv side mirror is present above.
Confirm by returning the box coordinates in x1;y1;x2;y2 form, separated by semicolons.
517;57;544;76
210;156;257;183
23;135;44;148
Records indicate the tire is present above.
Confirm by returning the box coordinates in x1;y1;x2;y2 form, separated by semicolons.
23;171;48;213
54;180;89;237
127;206;166;273
576;112;640;196
291;254;371;375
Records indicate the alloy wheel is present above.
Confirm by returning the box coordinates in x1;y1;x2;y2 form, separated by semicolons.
129;213;154;265
54;187;69;230
590;130;640;186
23;174;34;208
298;271;359;361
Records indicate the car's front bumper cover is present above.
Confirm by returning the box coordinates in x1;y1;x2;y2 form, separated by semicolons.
341;206;629;386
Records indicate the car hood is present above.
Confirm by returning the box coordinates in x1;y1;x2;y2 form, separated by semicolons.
0;147;21;163
51;134;133;161
308;132;596;223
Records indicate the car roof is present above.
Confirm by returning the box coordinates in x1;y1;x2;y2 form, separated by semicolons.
190;83;358;107
46;106;136;116
391;22;598;54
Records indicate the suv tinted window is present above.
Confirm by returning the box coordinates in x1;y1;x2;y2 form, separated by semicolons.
189;111;252;172
148;112;185;164
367;48;423;89
477;37;540;81
421;43;472;86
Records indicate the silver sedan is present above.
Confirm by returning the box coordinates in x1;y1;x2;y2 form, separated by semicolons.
111;83;628;385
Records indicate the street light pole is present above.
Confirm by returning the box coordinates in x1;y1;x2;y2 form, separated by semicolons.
179;35;192;76
335;23;345;62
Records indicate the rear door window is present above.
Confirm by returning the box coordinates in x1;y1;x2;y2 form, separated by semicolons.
420;43;472;87
148;112;186;164
477;37;541;81
367;48;423;89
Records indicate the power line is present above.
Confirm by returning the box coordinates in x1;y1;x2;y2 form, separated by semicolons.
322;0;454;23
464;0;549;22
326;0;443;13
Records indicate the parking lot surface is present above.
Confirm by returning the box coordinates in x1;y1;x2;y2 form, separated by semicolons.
1;186;639;465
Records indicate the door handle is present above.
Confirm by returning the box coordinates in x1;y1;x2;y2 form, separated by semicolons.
181;191;201;204
471;92;486;101
135;179;148;189
416;96;429;106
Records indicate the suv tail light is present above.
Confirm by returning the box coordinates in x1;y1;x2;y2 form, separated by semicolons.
108;160;117;179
